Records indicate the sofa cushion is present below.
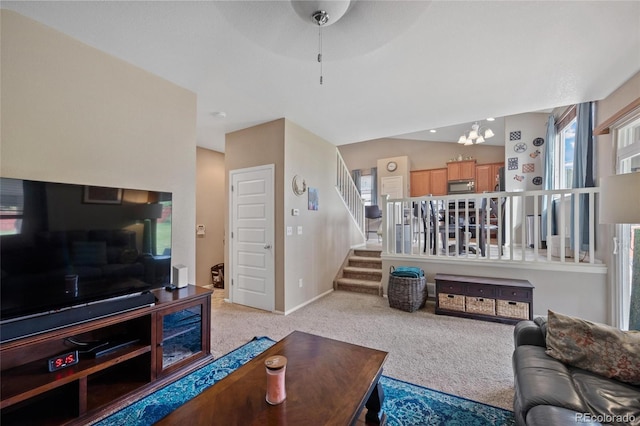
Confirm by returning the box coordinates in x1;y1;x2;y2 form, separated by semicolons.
571;368;640;425
533;316;548;339
525;405;602;426
513;345;587;417
545;310;640;385
514;320;546;348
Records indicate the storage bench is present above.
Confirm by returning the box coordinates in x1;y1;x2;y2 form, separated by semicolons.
434;274;533;325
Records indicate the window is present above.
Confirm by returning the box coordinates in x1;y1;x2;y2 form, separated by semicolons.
360;175;373;206
555;116;577;189
0;178;24;235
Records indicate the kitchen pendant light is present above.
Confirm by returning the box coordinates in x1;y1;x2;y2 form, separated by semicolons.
458;121;495;145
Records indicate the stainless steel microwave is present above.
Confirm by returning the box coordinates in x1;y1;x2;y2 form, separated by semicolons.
448;180;475;194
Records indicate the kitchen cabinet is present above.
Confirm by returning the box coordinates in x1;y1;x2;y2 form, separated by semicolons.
447;160;476;181
411;161;502;196
430;168;448;195
475;162;504;193
410;168;448;196
410;170;431;196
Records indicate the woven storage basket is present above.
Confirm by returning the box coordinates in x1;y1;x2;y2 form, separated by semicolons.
438;293;465;312
388;275;427;312
466;297;496;316
496;300;529;319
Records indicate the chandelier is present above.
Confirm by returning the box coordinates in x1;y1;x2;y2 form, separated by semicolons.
458;121;495;145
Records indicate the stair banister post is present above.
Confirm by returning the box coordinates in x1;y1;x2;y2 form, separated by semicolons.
382;194;390;255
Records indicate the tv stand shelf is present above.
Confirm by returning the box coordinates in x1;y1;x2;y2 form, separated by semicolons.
1;343;151;408
0;285;212;425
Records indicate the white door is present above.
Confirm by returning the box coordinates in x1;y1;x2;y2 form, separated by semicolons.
381;175;404;199
229;165;275;311
381;175;404;224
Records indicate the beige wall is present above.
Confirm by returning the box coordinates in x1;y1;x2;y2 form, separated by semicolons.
196;147;226;287
225;119;286;310
0;10;197;282
380;259;607;323
284;120;363;312
594;71;640;324
377;156;410;204
503;112;547;192
225;119;363;313
339;137;504;172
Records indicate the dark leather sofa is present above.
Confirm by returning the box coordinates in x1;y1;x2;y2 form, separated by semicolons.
513;318;640;426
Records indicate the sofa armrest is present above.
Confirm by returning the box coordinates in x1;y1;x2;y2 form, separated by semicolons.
514;320;546;348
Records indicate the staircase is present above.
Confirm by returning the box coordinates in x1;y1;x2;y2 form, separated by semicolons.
335;249;383;296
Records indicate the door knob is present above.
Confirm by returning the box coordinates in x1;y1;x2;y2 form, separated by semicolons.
264;244;272;249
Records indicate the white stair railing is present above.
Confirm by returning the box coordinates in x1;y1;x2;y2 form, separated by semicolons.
381;188;600;265
336;149;365;236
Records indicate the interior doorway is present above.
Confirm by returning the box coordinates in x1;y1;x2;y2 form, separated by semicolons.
228;165;275;312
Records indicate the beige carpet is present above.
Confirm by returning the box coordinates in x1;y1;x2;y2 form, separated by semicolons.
209;290;515;410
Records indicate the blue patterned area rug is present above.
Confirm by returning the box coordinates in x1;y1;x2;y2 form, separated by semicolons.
94;337;514;426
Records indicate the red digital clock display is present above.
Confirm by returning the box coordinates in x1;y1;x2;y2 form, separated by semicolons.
48;350;79;372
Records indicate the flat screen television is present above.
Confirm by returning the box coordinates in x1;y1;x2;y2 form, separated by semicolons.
0;178;172;342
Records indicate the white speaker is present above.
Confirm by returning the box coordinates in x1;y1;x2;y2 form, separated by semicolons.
172;265;188;288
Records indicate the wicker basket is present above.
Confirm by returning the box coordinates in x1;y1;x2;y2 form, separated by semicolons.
438;293;465;312
496;299;529;319
388;275;427;312
466;297;496;316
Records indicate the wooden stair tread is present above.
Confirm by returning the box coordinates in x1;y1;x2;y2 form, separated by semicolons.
352;249;382;258
349;256;382;263
335;278;382;296
343;266;382;274
334;248;383;297
336;277;381;285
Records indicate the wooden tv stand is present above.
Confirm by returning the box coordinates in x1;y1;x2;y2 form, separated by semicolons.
0;285;213;425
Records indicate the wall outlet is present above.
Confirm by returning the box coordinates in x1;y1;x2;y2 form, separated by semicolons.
286;226;293;236
297;226;303;235
298;278;303;288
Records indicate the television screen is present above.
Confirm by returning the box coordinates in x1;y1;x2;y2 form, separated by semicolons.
0;178;172;322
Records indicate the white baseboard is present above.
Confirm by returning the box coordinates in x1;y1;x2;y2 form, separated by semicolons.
278;288;334;316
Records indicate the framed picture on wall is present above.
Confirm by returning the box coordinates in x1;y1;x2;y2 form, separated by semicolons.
83;186;123;204
308;187;319;211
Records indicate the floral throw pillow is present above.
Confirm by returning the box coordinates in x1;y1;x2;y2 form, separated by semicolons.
545;310;640;385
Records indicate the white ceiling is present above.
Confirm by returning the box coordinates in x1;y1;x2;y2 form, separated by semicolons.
3;1;639;152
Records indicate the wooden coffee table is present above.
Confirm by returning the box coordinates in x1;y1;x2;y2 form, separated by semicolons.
156;331;388;425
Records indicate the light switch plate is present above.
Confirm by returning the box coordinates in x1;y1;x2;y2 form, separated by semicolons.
297;226;303;235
